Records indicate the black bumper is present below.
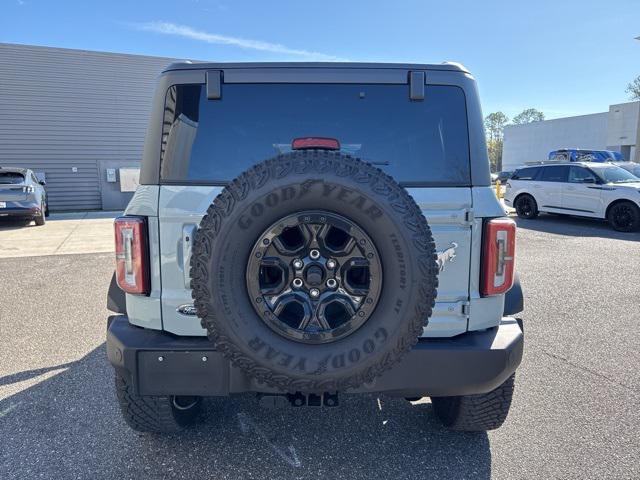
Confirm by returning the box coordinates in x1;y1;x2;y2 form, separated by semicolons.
0;206;39;218
107;315;523;397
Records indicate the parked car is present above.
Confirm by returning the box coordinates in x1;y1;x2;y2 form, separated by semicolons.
504;162;640;231
496;170;514;183
0;167;48;225
548;148;624;163
106;61;524;434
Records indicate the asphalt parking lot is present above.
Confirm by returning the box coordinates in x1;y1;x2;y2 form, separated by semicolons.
1;214;639;479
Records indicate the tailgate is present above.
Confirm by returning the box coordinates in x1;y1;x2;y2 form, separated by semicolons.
0;185;27;202
407;187;472;337
158;185;472;337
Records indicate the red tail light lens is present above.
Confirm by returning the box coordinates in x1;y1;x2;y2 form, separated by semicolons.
292;137;340;150
114;216;150;295
481;218;516;296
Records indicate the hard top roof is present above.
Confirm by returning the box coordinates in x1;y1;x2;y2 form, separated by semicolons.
163;61;469;74
0;166;28;174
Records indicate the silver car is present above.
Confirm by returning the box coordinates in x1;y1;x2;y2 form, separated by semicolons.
0;167;48;225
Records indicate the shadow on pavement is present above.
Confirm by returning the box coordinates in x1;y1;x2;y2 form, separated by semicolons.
515;213;640;241
0;345;491;479
0;218;34;231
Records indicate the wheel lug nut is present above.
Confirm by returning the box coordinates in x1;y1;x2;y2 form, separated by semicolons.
310;288;320;298
293;259;303;269
326;259;336;269
326;278;337;289
292;278;303;289
309;249;320;260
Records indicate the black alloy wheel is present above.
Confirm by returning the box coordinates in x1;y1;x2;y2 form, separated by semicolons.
608;202;640;232
515;195;538;219
246;211;382;344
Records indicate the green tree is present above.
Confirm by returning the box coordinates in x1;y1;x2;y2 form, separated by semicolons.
626;76;640;100
512;108;545;124
484;112;509;171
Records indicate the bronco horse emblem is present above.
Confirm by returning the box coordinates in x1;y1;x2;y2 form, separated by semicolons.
436;242;458;272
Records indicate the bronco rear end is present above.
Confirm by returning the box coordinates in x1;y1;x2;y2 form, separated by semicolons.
107;62;524;433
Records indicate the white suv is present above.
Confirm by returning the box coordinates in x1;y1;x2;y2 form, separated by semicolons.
504;162;640;232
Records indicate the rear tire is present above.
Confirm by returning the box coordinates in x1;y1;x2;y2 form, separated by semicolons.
114;372;202;433
431;374;515;431
34;202;46;226
607;201;640;232
514;194;538;219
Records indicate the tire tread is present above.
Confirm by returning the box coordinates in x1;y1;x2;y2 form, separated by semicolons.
114;373;195;433
432;374;515;431
190;151;439;392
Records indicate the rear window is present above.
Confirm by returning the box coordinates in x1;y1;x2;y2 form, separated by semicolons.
0;172;25;184
160;83;470;186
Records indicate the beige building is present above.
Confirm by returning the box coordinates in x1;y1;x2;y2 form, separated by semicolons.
503;101;640;170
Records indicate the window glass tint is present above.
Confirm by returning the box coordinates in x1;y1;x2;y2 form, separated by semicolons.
569;166;596;183
512;167;540;180
591;166;639;184
540;166;569;182
160;84;471;185
0;172;25;184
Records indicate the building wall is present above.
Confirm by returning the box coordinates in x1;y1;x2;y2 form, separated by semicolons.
502;113;608;171
607;101;639;161
502;101;640;171
0;43;176;211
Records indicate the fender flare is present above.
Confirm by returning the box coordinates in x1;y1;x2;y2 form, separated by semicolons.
503;272;523;316
107;272;127;314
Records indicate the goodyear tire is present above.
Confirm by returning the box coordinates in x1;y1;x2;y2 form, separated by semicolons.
191;151;438;392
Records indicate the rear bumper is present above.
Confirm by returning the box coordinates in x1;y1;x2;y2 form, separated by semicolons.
0;201;40;218
107;315;523;397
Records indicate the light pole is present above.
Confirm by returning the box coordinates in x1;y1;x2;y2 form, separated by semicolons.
637;37;640;162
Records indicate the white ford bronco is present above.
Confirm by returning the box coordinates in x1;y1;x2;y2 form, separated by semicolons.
107;62;524;433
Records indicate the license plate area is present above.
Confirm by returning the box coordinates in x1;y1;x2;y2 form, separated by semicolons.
137;350;229;396
0;202;6;208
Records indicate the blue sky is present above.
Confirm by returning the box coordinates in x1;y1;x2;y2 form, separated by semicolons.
2;0;639;120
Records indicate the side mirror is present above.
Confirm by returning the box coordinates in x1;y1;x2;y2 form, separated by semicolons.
39;180;46;186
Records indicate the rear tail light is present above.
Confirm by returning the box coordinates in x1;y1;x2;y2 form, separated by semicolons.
114;216;150;295
481;218;516;296
292;137;340;150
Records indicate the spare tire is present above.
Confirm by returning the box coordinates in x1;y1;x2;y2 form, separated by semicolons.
191;151;438;392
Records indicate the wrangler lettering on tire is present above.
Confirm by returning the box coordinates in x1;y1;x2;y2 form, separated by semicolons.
190;150;439;392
